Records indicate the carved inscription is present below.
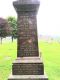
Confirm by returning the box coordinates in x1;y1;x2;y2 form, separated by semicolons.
12;63;44;75
17;15;39;57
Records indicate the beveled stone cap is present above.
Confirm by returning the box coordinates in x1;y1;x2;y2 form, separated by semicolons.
13;0;40;12
16;0;40;4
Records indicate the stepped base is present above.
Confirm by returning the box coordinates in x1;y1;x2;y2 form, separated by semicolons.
12;57;44;75
8;57;48;80
8;74;48;80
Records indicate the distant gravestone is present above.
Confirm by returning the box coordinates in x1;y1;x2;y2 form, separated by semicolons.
8;0;48;80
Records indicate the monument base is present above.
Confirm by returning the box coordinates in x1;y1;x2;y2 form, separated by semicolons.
8;74;48;80
12;57;44;75
8;57;48;80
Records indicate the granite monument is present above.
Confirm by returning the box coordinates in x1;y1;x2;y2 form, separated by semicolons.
8;0;48;80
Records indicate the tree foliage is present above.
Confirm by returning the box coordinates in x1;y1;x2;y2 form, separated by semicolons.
7;16;17;42
0;17;17;43
0;18;10;37
0;18;11;44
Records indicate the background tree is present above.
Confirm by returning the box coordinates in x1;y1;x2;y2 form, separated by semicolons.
7;16;17;42
0;18;11;44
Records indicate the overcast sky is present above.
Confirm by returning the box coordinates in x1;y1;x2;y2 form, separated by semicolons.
0;0;60;37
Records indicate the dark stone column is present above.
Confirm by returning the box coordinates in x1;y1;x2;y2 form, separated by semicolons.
8;0;48;80
17;14;39;57
14;0;40;57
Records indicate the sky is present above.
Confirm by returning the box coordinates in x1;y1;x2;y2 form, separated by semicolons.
0;0;60;37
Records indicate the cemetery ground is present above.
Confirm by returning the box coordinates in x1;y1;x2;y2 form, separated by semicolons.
0;39;60;80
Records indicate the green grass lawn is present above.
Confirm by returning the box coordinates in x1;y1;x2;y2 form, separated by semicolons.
39;40;60;80
0;40;17;80
0;39;60;80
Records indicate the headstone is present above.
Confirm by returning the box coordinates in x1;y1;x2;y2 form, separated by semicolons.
8;0;48;80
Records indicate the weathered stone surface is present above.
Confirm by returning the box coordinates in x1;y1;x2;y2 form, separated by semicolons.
13;0;40;12
17;15;39;57
12;63;44;75
8;0;48;80
17;0;40;4
12;57;44;75
8;75;48;80
13;57;42;63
